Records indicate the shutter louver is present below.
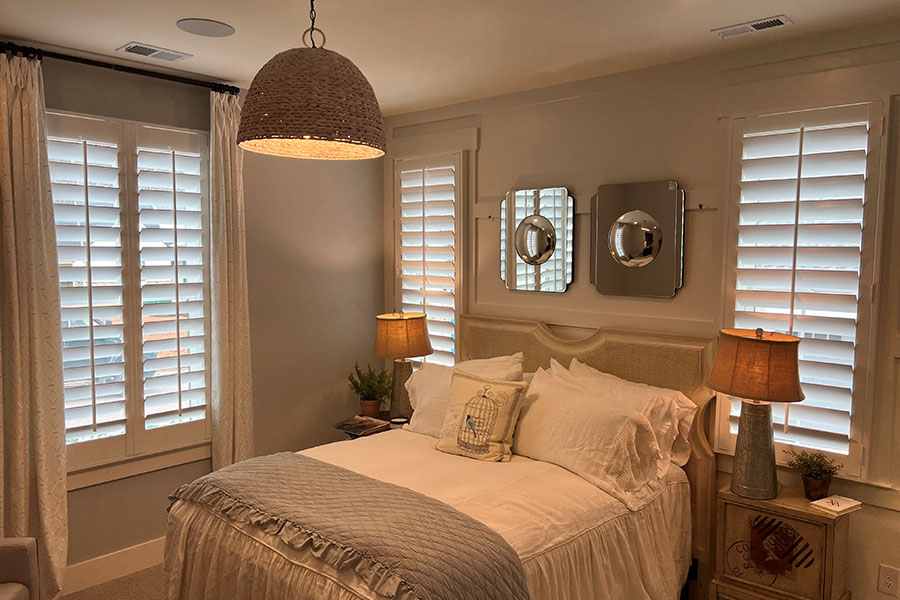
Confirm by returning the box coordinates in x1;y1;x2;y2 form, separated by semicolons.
397;157;459;366
733;118;871;455
49;127;127;444
137;132;209;431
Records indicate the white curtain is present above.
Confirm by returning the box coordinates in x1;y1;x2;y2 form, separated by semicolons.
210;92;254;469
0;54;68;600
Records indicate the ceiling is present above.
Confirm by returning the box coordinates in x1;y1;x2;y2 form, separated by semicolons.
4;0;900;116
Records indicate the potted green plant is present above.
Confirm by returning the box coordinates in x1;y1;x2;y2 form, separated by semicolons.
785;449;842;500
348;362;392;418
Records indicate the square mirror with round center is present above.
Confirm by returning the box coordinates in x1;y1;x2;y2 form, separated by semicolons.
590;180;684;298
500;187;574;293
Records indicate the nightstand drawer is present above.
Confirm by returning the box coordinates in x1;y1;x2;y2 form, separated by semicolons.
712;579;787;599
720;502;825;599
711;579;851;600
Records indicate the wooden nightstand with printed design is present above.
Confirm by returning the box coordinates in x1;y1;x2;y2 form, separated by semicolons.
710;484;853;600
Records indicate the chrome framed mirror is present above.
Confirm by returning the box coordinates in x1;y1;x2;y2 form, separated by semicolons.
591;180;684;298
500;187;573;292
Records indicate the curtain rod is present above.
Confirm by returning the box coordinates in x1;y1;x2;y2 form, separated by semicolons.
1;40;241;96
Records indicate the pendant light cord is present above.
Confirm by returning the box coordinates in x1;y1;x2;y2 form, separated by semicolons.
309;0;318;48
301;0;326;48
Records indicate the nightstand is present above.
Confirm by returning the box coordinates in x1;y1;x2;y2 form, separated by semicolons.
710;484;852;600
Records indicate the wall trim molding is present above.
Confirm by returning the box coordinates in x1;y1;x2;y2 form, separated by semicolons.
67;443;211;491
63;537;165;596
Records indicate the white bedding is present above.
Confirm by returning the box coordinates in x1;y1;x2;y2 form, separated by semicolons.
167;429;691;599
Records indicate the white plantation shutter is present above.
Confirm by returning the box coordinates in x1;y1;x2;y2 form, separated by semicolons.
136;126;210;432
47;114;128;445
47;111;210;467
395;155;462;366
722;104;881;471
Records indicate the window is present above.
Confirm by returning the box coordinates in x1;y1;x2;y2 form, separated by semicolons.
718;104;882;476
394;154;462;366
48;111;210;470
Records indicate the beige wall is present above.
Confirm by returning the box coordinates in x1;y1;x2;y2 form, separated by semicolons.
383;21;900;598
243;152;384;455
65;460;210;564
42;57;210;131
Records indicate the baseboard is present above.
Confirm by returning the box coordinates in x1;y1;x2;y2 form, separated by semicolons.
63;536;165;596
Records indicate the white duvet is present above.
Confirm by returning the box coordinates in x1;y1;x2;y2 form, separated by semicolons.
167;429;691;600
304;429;692;599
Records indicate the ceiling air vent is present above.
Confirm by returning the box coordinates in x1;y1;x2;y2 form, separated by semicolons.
116;42;192;62
712;15;793;39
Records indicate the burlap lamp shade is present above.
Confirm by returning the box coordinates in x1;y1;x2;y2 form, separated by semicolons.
373;313;432;359
237;47;386;160
709;328;804;403
708;328;804;500
373;313;432;421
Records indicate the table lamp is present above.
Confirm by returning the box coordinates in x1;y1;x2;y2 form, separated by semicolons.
708;328;804;499
373;312;433;420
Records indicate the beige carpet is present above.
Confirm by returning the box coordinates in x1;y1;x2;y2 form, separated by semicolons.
63;565;164;600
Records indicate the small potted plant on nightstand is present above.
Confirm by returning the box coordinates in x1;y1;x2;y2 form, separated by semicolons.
348;362;392;418
785;449;842;500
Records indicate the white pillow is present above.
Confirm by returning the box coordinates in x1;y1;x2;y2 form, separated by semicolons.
513;368;663;510
405;353;525;438
557;358;697;469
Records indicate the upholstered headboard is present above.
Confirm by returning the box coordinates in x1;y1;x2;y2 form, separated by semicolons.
458;314;717;600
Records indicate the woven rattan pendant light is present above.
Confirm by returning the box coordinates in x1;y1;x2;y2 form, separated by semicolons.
237;0;385;160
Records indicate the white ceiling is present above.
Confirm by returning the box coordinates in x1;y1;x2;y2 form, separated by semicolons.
4;0;900;116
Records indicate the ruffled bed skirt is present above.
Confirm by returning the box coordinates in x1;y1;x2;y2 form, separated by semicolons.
165;477;690;600
521;477;691;599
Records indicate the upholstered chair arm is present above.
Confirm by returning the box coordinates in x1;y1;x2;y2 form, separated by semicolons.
0;538;40;600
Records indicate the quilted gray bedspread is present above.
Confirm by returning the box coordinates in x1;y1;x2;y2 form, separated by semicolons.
169;452;529;600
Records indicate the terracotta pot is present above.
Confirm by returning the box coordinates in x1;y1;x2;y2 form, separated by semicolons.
359;400;381;418
801;475;832;500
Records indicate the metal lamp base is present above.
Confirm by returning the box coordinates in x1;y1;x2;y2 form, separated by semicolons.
389;359;414;420
731;400;778;499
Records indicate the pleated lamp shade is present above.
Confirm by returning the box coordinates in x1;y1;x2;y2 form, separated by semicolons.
237;47;386;160
708;328;805;403
373;313;433;360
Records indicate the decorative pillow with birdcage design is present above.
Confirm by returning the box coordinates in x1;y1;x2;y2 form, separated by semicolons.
435;371;528;462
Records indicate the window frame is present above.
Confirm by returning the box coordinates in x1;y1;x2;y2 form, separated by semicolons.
715;102;884;479
392;152;464;366
47;109;212;474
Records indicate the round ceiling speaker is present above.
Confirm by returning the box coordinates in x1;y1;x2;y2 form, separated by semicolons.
176;18;236;38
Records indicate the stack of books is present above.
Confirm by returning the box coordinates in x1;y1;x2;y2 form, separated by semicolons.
809;495;862;516
333;415;390;438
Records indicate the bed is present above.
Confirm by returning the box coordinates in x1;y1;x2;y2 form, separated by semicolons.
165;315;717;600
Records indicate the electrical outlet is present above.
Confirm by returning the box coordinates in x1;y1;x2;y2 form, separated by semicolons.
879;564;900;597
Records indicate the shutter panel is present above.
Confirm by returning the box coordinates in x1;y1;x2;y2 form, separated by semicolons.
396;156;460;366
136;126;209;430
48;116;127;444
732;113;872;456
